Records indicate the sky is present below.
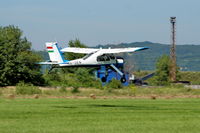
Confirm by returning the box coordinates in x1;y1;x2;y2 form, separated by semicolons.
0;0;200;50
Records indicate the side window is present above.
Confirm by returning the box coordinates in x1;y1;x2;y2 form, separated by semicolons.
104;55;110;61
110;54;115;60
97;54;116;62
97;55;105;62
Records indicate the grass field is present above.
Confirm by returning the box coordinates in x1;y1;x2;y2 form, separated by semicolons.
0;98;200;133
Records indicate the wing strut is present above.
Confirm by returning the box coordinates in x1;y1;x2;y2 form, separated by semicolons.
110;64;127;83
110;64;123;76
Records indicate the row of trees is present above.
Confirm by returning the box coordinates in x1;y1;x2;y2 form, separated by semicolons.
0;25;178;87
0;25;44;86
0;26;100;88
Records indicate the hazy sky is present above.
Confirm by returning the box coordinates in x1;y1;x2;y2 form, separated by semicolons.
0;0;200;50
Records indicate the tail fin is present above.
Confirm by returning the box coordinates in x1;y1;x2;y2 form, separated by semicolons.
46;42;68;63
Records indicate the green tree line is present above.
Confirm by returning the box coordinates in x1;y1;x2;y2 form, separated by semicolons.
0;25;44;86
0;26;101;88
0;25;183;88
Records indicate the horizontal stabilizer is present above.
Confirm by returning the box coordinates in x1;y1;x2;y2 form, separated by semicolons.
36;61;59;65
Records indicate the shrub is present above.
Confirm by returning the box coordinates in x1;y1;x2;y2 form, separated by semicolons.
43;67;104;89
92;79;103;89
74;68;95;87
149;55;170;86
59;86;67;93
129;85;137;95
43;70;62;86
71;86;79;93
60;73;77;87
16;82;41;95
105;79;123;90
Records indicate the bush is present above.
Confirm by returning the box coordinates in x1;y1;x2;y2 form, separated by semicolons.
43;70;62;86
74;68;96;87
129;85;137;95
43;66;104;89
71;86;79;93
60;73;77;87
91;79;103;89
105;79;123;90
16;82;41;95
59;86;67;93
149;55;170;86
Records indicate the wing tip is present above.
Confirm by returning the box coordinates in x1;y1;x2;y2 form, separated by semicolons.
135;47;149;52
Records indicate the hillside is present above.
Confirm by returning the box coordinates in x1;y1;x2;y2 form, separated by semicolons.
37;41;200;71
97;41;200;71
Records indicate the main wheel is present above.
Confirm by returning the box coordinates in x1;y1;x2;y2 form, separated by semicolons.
101;77;107;82
120;77;126;83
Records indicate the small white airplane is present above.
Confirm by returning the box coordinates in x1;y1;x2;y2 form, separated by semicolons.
39;42;148;82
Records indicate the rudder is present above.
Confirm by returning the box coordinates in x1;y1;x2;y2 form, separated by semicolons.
46;42;66;63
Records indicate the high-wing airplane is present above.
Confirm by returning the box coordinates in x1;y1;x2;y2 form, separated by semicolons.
39;42;148;83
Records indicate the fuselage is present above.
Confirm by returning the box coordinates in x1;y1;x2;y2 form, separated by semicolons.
59;50;123;67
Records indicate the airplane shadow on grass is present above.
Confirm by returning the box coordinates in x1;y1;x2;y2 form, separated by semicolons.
51;104;157;110
87;104;158;110
52;104;196;113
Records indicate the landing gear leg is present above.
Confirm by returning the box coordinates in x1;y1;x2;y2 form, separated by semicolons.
110;64;126;83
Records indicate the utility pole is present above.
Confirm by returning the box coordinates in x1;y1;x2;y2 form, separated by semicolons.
170;17;177;82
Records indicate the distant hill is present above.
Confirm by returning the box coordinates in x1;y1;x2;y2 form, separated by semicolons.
97;41;200;71
37;41;200;71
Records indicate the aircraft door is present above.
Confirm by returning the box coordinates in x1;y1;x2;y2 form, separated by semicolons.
97;54;116;63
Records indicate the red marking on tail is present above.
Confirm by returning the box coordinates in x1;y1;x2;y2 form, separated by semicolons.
47;47;53;49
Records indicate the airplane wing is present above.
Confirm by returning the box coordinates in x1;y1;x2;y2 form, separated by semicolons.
60;47;99;54
60;47;148;54
102;47;149;54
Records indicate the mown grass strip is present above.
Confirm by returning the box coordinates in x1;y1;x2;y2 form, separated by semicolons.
0;98;199;133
